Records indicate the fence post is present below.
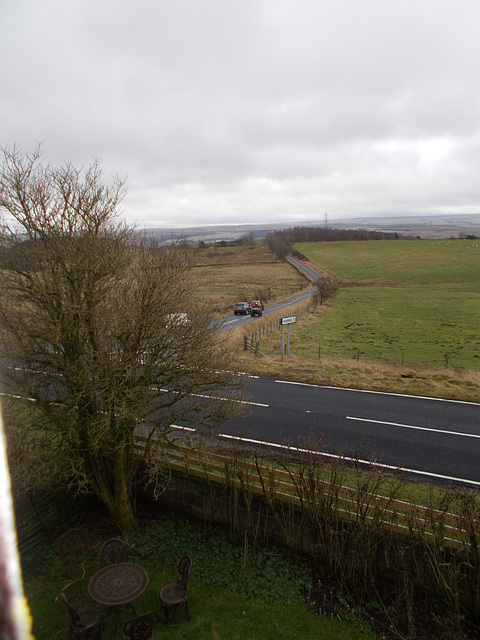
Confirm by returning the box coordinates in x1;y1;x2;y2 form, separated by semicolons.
244;336;248;351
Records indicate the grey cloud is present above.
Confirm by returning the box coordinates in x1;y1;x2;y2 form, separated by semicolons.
2;0;480;226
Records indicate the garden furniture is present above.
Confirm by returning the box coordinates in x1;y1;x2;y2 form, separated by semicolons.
122;612;156;640
88;562;149;634
158;555;192;625
99;538;128;567
59;591;102;639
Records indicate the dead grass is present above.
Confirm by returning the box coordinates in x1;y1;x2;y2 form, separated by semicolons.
194;244;281;266
235;351;480;402
192;246;309;312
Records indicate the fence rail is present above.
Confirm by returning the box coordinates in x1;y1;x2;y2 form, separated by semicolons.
243;336;259;353
14;490;98;554
134;437;476;549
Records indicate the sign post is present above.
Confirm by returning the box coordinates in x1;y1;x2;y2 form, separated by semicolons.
279;315;297;359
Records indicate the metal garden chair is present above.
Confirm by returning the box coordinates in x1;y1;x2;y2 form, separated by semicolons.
59;592;102;639
122;612;156;640
158;555;192;625
99;538;128;566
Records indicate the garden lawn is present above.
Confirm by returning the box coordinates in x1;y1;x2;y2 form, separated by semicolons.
24;519;379;640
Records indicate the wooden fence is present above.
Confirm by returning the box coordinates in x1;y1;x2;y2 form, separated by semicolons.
14;489;98;555
14;440;477;556
134;437;477;550
243;336;259;353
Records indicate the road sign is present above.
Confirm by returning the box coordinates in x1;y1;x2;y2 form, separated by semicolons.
280;315;297;326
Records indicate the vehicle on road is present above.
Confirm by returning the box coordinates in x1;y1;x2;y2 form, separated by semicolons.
249;301;263;317
166;312;189;327
234;302;251;315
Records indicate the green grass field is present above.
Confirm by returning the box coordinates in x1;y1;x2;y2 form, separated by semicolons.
290;239;480;370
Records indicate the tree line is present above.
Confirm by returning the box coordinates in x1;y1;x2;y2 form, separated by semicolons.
265;226;405;260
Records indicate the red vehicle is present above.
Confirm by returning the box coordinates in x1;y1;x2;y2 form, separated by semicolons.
249;301;263;317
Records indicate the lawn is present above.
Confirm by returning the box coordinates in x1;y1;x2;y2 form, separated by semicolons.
23;518;378;640
291;239;480;370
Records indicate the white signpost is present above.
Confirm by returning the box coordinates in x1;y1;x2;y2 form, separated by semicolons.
280;315;297;359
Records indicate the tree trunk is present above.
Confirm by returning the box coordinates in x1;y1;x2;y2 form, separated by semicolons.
88;446;140;533
102;487;139;533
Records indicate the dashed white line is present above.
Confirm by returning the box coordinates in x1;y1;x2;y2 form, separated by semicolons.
347;416;480;439
171;424;196;432
155;388;268;407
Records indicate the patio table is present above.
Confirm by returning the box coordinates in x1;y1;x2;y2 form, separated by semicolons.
88;562;149;627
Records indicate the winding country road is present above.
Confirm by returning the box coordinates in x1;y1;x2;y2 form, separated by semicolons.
214;256;480;487
219;254;318;331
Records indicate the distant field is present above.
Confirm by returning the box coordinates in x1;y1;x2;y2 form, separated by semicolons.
192;246;308;310
300;238;480;285
290;239;480;370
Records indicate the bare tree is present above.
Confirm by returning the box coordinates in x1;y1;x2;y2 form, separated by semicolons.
0;145;247;532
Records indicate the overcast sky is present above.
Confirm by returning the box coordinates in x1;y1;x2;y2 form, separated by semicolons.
2;1;480;228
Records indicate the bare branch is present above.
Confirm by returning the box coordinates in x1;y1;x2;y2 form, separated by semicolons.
0;146;247;531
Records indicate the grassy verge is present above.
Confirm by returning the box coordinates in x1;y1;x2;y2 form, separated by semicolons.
229;296;480;402
238;349;480;403
23;517;378;640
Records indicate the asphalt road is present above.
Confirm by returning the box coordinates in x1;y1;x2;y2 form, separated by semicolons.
219;254;319;331
214;259;480;487
5;254;478;488
220;286;316;331
220;255;318;331
213;376;480;488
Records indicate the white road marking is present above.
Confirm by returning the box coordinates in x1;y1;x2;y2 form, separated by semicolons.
216;433;480;487
169;426;480;486
347;416;480;439
275;379;480;405
155;388;268;407
0;392;35;402
171;424;196;432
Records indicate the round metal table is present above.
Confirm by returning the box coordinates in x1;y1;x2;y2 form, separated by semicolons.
88;562;149;611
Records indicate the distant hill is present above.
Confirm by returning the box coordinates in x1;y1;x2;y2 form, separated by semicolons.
331;213;480;239
140;213;480;243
